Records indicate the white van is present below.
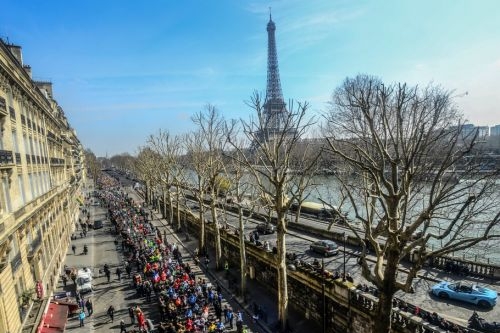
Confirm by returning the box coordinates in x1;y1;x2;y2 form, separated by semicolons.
76;268;93;294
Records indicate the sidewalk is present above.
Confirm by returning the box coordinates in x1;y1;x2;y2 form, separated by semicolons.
146;207;320;333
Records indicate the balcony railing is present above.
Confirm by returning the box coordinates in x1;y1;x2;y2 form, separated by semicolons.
0;97;7;116
10;252;22;273
50;157;65;166
0;150;14;165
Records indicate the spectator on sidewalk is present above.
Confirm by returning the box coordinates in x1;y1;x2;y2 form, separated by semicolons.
85;299;93;316
72;245;76;255
223;304;229;323
79;310;86;327
61;275;67;287
236;309;244;333
116;267;122;281
128;306;135;324
107;305;115;322
105;269;111;283
125;263;132;278
227;308;234;329
120;320;127;333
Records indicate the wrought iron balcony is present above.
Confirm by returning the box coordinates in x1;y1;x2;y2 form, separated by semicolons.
0;97;7;116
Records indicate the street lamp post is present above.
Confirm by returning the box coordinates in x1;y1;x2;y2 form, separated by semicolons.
343;232;347;282
322;258;326;333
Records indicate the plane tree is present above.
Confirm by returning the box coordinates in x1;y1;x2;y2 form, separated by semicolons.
190;105;229;270
147;130;183;226
227;92;316;332
135;146;159;207
323;74;500;333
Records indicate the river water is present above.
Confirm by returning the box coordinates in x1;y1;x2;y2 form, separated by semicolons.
181;170;500;265
300;175;500;265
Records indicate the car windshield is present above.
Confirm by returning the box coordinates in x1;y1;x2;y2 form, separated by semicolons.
474;286;488;293
77;277;91;285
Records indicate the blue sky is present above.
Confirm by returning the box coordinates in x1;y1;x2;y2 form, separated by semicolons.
1;0;499;157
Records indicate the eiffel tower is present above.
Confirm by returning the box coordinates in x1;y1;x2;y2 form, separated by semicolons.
255;11;291;144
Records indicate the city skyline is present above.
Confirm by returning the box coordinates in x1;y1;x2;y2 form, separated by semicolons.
1;0;499;157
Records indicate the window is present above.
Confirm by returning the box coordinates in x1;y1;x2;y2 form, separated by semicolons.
2;176;12;213
18;175;26;206
29;173;35;201
12;131;19;153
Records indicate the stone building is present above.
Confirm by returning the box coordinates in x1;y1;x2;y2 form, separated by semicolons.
0;39;84;333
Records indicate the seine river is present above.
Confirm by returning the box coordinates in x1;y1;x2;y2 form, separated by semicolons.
303;175;500;266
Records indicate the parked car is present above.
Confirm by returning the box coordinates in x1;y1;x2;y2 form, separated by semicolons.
256;223;275;234
93;220;103;229
309;240;339;256
431;281;497;308
76;268;93;294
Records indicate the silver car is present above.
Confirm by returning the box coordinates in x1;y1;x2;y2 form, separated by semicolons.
310;240;339;256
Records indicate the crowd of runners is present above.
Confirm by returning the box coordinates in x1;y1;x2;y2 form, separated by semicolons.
93;174;250;333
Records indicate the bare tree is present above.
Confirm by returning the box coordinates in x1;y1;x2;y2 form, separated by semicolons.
147;130;182;225
228;92;315;332
224;121;260;299
191;105;228;269
84;149;101;183
287;139;323;223
323;74;500;333
135;147;159;206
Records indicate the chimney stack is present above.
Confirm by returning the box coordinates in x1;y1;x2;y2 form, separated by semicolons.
35;81;53;99
23;65;32;79
6;44;23;65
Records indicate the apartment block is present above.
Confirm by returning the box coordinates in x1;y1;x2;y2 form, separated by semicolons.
0;39;84;333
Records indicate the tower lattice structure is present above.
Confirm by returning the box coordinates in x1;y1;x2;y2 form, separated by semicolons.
257;13;290;143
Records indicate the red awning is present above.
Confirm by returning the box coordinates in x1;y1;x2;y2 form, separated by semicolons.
37;302;68;332
39;327;64;333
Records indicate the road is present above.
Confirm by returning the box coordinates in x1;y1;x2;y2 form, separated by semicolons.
56;183;147;333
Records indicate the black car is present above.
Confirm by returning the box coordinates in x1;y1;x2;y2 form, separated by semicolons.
256;223;275;234
93;220;104;229
309;240;339;256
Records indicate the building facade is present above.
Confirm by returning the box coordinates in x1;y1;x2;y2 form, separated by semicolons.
0;39;84;333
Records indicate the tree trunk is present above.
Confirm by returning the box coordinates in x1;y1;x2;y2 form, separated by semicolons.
167;192;173;225
238;207;247;298
175;188;181;230
198;198;205;254
373;249;399;333
162;189;167;219
276;214;288;332
212;202;222;270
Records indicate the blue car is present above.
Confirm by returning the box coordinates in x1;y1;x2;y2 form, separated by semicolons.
431;281;497;308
